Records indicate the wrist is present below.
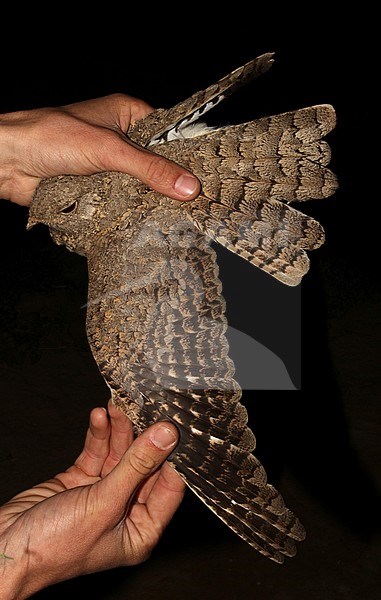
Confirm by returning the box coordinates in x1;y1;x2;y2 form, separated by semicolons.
0;529;50;599
0;535;28;599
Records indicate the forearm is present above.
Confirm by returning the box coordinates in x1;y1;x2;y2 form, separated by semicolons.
0;526;68;599
0;512;93;598
1;571;48;600
0;99;200;207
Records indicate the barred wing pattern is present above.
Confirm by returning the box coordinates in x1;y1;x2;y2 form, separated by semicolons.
28;53;337;562
128;53;275;147
154;104;336;285
85;210;305;563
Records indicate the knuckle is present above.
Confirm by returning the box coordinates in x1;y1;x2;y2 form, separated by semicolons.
145;156;172;185
105;92;131;107
129;98;153;121
108;92;127;102
128;531;160;565
128;547;153;566
129;450;157;476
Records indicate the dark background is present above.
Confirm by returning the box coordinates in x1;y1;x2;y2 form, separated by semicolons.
0;11;380;600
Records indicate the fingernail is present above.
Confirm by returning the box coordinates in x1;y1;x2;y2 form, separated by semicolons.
174;174;199;198
151;424;177;450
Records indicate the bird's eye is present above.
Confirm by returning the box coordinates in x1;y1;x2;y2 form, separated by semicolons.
60;201;78;214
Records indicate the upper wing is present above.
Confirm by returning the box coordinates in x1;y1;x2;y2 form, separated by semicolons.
86;208;305;563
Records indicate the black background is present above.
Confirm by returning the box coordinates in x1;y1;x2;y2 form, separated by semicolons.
0;10;380;600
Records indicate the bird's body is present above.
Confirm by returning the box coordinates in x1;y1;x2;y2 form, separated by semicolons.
28;54;337;563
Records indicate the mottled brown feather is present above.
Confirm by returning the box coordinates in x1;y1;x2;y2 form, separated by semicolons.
28;54;337;562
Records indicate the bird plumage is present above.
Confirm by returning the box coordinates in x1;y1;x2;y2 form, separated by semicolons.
28;53;337;562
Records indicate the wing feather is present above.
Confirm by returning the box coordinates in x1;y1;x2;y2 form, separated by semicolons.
86;212;305;562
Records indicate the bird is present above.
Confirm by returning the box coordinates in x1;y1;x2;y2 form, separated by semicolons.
28;53;337;563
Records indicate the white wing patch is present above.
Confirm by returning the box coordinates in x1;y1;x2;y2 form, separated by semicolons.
149;95;224;146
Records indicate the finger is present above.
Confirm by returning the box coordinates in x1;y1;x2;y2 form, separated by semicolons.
134;459;183;504
101;399;135;477
96;134;201;201
47;100;201;202
134;469;161;504
144;462;186;532
97;422;179;515
62;94;154;132
74;407;110;477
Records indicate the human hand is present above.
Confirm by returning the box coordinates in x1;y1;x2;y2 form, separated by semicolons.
0;94;200;206
0;400;185;599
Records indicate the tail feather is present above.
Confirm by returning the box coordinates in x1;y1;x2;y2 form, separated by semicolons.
154;104;337;285
186;196;321;286
156;105;337;203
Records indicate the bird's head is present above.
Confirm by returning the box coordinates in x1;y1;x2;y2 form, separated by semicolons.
27;172;145;255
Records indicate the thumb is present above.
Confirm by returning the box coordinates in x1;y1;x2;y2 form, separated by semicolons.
101;134;201;201
97;422;179;510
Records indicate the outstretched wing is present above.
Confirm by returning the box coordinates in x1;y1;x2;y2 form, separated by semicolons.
153;104;337;285
128;51;336;286
86;208;305;563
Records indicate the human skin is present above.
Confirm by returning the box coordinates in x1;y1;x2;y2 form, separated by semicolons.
0;93;200;206
0;400;185;598
0;93;197;597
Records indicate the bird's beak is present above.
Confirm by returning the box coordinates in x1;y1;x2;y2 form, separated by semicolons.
26;216;37;231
